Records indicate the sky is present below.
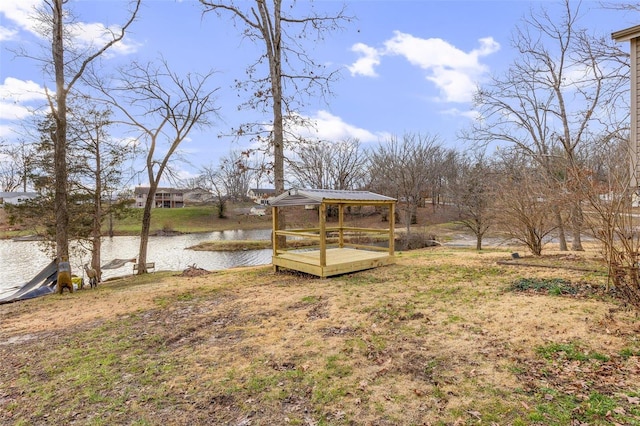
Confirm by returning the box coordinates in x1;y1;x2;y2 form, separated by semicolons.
0;0;637;188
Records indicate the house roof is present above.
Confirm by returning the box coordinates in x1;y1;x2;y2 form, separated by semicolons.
249;188;276;194
269;188;396;207
0;192;38;198
184;187;211;194
134;186;183;195
612;25;640;42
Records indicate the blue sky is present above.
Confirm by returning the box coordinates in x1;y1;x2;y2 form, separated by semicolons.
0;0;636;187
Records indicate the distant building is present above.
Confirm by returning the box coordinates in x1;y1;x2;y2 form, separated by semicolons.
0;191;38;206
134;187;184;208
183;188;214;206
250;206;268;216
248;188;277;205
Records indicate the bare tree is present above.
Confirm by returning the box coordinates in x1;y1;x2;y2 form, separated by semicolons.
576;134;640;290
93;60;220;274
199;0;351;239
470;0;627;252
198;165;229;219
0;142;34;192
449;152;496;250
493;150;558;256
219;151;254;202
25;0;141;264
369;133;443;239
425;147;457;209
289;138;368;190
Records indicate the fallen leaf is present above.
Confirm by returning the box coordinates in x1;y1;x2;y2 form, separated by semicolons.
468;410;481;419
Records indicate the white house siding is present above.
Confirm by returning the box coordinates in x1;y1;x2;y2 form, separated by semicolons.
634;37;640;189
0;192;37;206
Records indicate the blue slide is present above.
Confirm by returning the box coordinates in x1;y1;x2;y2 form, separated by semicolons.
0;260;58;304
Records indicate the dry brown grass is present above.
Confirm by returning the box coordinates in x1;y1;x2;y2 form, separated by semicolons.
2;244;640;425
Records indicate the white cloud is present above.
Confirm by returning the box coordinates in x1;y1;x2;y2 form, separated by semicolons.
0;0;139;56
114;136;139;148
0;0;40;35
0;26;17;42
441;107;479;121
0;77;47;102
476;37;500;56
68;21;141;57
0;102;34;121
291;110;386;143
347;43;381;77
0;124;17;138
249;110;386;158
348;31;500;103
0;77;47;120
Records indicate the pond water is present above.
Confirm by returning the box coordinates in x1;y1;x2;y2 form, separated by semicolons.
0;229;273;299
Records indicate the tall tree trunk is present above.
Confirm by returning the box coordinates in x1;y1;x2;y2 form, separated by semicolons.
403;201;416;249
554;206;568;251
137;188;155;275
571;203;584;251
52;0;69;264
263;0;286;247
92;150;102;281
138;156;160;275
108;201;114;238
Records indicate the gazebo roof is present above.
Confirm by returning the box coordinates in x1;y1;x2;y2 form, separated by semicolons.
269;188;396;207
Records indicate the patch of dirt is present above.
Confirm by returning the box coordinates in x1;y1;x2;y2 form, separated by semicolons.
306;300;329;320
319;326;357;337
178;264;212;277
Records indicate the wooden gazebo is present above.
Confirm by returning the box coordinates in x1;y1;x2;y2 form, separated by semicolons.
270;188;397;277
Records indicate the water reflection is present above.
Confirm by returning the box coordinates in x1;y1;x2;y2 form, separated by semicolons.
0;229;272;298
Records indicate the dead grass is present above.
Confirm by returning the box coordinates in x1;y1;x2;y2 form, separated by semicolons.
2;245;640;425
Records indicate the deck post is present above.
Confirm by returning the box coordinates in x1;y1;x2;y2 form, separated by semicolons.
272;205;279;272
388;202;395;255
338;204;344;248
319;203;327;267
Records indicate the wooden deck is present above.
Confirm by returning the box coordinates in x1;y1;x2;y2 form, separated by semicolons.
273;247;395;278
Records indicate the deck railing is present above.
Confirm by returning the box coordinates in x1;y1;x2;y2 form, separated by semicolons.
273;227;391;255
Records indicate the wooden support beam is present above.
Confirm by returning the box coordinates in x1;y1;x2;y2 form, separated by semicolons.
388;202;395;255
338;204;344;248
341;227;389;233
272;206;279;272
276;230;320;239
319;203;327;267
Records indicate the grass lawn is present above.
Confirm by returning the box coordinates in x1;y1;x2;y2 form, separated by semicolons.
2;243;640;425
0;204;273;239
106;205;273;235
